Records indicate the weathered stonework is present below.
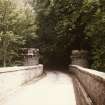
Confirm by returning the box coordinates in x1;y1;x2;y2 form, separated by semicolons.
0;65;43;100
22;48;40;66
70;65;105;105
71;50;88;67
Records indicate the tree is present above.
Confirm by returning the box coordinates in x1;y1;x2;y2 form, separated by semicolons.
85;0;105;71
0;0;36;66
33;0;99;68
26;0;105;71
0;0;19;66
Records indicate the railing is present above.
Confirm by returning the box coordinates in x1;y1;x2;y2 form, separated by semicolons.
69;65;105;105
0;64;43;100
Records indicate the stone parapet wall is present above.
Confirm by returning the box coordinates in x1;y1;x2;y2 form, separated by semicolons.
71;50;88;68
0;65;43;99
69;65;105;105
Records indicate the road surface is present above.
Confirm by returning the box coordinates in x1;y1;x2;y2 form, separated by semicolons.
1;71;76;105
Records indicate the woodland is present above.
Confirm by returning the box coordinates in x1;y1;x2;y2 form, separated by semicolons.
0;0;105;71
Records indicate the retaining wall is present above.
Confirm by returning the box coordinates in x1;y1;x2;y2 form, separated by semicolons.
0;64;43;99
69;65;105;105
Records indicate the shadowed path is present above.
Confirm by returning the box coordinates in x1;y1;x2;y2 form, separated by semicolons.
1;71;76;105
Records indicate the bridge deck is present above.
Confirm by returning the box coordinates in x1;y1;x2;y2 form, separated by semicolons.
1;71;76;105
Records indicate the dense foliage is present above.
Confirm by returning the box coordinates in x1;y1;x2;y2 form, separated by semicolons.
33;0;105;71
0;0;105;71
0;0;36;66
85;0;105;71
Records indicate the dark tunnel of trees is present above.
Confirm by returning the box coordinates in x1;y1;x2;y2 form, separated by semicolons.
0;0;105;72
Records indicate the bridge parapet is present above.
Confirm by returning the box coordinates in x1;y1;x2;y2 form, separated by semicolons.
69;65;105;105
0;64;43;100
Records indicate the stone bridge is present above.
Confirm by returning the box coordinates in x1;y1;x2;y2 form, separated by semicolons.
0;49;105;105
